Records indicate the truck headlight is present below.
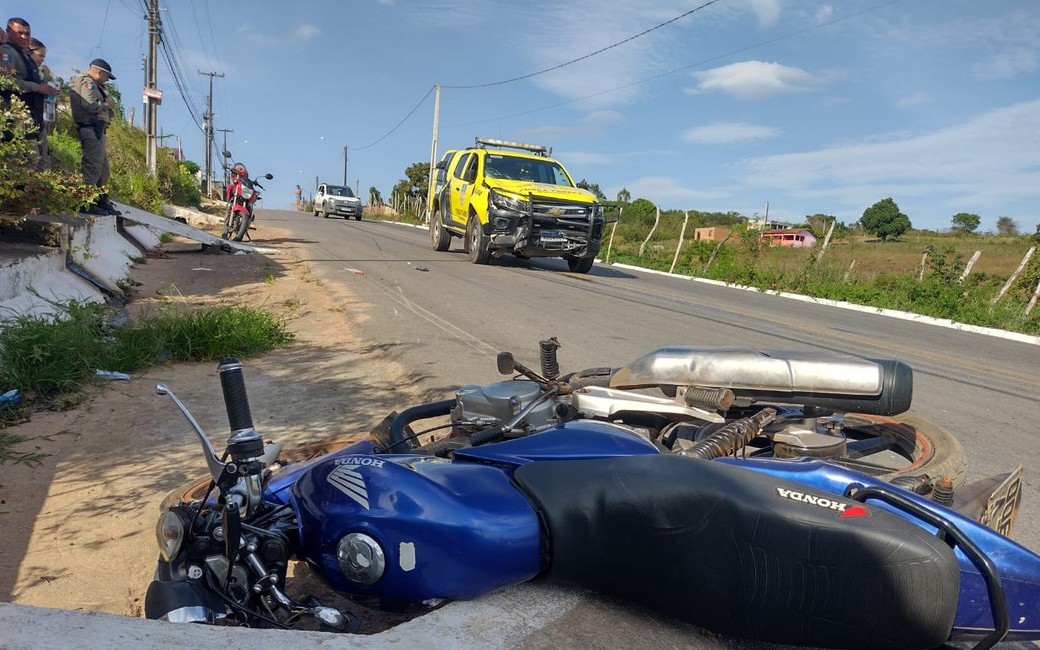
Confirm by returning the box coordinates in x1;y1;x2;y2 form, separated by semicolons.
337;532;386;585
490;190;528;214
156;509;186;562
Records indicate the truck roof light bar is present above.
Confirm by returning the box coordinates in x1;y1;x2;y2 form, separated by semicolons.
475;137;549;156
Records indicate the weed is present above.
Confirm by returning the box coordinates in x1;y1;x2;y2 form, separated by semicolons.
159;232;175;244
0;300;294;406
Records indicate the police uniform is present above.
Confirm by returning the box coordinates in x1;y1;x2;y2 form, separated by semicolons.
69;64;115;191
0;40;46;135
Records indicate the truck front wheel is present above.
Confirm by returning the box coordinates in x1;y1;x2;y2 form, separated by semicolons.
431;209;451;251
566;256;594;273
467;215;492;264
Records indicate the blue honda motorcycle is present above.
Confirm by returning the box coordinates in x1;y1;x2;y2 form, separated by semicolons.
144;342;1038;649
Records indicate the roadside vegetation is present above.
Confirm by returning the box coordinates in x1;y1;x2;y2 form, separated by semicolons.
0;73;200;225
0;299;294;465
367;163;1040;336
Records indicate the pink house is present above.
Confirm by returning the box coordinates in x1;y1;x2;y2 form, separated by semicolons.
759;228;817;248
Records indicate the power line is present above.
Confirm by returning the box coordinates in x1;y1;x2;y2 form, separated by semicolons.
347;2;724;152
447;0;904;129
351;85;437;151
442;0;723;90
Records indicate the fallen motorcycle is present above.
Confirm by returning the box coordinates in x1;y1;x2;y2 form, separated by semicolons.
145;342;1038;649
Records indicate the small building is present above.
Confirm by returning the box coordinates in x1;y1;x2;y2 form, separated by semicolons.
693;227;730;242
760;228;817;248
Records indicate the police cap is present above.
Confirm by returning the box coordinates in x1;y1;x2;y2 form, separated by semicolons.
89;58;116;80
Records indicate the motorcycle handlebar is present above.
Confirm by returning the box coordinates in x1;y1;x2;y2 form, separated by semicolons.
218;358;255;433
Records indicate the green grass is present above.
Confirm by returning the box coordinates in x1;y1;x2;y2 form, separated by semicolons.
0;300;294;465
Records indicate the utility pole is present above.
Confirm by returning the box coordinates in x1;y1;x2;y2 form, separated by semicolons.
198;71;224;197
343;145;348;186
216;128;233;187
425;83;440;223
144;0;160;175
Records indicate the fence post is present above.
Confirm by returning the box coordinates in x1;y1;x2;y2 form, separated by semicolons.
991;246;1036;306
669;211;690;274
917;252;928;281
843;259;857;283
1027;279;1040;314
604;207;620;264
958;250;981;284
814;220;837;264
638;206;660;257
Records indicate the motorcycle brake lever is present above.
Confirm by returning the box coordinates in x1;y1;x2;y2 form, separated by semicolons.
156;383;229;485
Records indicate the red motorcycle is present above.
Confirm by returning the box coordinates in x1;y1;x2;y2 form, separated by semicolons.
221;153;273;242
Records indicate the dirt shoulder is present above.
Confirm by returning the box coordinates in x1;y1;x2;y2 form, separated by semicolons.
0;225;424;621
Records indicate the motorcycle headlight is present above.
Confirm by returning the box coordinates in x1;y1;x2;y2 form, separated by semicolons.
336;532;386;585
490;190;528;214
239;186;254;200
156;509;186;562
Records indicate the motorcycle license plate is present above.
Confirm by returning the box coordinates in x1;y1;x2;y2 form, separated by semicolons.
978;465;1023;537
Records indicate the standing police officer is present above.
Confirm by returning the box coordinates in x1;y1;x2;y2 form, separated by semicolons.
0;18;58;147
69;58;118;215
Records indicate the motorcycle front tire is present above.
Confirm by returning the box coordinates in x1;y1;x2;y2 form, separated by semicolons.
232;213;251;241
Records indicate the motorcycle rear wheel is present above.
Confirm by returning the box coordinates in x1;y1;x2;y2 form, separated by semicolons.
825;412;968;488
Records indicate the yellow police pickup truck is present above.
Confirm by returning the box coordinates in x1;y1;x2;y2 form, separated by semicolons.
427;138;604;273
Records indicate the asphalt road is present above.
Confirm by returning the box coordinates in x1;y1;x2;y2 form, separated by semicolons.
261;209;1040;545
254;208;1040;646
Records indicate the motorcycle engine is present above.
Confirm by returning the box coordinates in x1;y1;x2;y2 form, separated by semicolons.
453;380;556;436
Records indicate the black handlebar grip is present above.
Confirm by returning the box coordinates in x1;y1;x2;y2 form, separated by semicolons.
218;358;254;432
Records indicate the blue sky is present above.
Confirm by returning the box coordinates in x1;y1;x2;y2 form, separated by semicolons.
11;0;1040;232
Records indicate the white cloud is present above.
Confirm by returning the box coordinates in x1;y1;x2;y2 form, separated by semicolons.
513;110;625;142
687;60;818;100
815;4;835;23
621;176;733;204
563;152;618;166
740;0;780;28
738;100;1040;215
681;121;780;144
294;24;321;41
896;93;932;109
971;47;1038;81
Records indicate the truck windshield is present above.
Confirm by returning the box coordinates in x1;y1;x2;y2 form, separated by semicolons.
484;155;574;186
328;186;355;197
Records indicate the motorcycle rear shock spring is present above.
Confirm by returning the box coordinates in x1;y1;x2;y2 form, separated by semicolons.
683;408;777;460
539;337;561;380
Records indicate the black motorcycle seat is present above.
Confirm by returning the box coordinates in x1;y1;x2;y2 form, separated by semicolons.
513;455;958;650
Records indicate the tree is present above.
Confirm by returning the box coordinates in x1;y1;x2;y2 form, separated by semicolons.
368;186;382;206
950;212;981;234
995;216;1019;237
859;198;911;242
576;179;607;201
616;187;631;207
402;162;430;196
625;198;658;225
805;213;838;238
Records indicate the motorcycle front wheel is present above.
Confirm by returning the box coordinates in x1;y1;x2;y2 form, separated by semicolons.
220;205;237;240
232;213;251;241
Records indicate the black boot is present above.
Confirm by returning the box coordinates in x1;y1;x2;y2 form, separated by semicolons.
100;193;121;216
80;197;108;216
